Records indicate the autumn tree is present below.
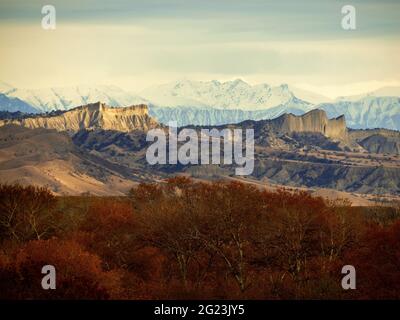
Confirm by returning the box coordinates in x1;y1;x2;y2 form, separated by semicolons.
189;181;265;293
247;189;331;298
0;238;123;299
0;184;57;242
77;198;138;270
129;177;208;291
320;200;364;262
344;221;400;299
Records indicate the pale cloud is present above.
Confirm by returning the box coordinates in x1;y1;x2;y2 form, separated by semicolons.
0;0;399;97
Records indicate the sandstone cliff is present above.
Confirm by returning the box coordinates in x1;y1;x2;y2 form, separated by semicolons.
0;102;158;133
270;109;347;140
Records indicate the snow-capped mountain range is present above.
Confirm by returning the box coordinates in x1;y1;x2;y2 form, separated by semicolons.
0;82;147;113
140;79;331;110
1;79;400;130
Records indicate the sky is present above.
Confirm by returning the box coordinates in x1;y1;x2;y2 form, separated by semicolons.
0;0;399;98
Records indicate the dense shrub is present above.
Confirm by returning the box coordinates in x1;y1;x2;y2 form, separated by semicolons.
77;198;137;270
0;239;123;299
344;221;400;299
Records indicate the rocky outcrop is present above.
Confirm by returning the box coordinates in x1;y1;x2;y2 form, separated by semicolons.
0;102;158;133
269;109;347;140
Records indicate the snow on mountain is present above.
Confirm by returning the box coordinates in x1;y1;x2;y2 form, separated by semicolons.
152;94;400;129
318;96;400;130
316;86;400;130
143;80;400;129
149;106;303;127
141;79;322;110
0;93;39;113
1;80;400;130
142;79;334;126
5;85;147;112
150;97;314;127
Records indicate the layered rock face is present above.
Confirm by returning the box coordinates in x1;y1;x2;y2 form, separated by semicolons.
0;102;158;132
270;109;347;140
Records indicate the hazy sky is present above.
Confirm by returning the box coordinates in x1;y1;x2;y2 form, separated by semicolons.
0;0;399;98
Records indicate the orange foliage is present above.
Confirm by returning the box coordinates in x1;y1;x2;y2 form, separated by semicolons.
0;239;123;299
0;179;399;299
345;221;400;299
77;198;136;270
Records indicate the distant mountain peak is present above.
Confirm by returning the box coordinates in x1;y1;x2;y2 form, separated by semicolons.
140;79;307;110
2;84;147;113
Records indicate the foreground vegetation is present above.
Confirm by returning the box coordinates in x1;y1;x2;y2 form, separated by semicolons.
0;179;399;299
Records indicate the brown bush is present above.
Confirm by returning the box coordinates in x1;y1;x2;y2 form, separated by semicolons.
344;221;400;299
77;198;137;270
0;238;123;299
